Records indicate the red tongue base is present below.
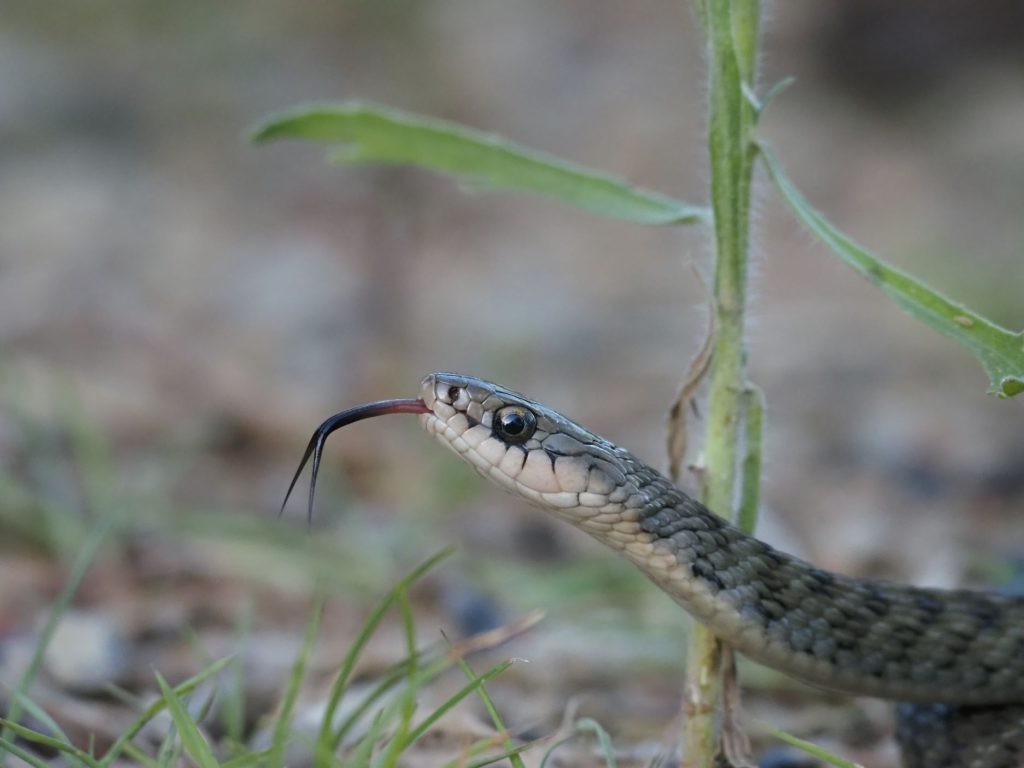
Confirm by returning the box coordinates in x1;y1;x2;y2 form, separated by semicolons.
280;398;430;524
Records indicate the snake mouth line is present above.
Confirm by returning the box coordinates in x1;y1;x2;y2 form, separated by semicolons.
280;398;430;524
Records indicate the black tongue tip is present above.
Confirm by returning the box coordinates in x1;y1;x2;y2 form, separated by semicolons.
280;398;429;523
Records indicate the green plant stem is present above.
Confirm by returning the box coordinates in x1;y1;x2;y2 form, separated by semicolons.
737;384;765;534
683;0;760;765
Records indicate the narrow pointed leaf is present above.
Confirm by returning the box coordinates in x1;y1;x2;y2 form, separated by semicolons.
0;719;97;767
0;737;52;768
765;726;862;768
317;547;453;756
251;102;707;226
154;672;220;768
100;656;233;766
762;147;1024;398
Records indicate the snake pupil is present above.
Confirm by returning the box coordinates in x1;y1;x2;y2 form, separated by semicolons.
503;414;524;434
494;406;537;444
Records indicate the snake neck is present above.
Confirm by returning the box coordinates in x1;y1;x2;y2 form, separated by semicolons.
554;459;1024;706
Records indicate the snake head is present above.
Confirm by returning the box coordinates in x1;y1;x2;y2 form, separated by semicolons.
281;372;637;525
418;373;634;515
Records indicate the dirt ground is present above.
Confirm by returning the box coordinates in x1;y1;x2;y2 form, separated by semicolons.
1;2;1023;766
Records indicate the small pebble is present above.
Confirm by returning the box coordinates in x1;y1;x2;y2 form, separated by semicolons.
43;610;127;693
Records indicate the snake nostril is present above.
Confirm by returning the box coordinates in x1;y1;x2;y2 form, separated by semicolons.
447;385;460;404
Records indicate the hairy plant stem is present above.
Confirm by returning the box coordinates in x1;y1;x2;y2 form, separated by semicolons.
682;0;761;765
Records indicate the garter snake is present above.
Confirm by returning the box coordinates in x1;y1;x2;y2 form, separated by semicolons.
283;372;1024;768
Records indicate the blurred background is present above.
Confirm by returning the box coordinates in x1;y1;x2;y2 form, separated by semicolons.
1;1;1023;765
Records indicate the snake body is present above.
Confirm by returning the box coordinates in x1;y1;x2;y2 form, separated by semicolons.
290;373;1024;766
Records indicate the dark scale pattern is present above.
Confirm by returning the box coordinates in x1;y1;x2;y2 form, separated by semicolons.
620;451;1024;707
896;704;1024;768
598;450;1024;708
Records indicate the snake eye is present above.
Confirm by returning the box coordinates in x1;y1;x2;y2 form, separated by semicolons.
494;406;537;444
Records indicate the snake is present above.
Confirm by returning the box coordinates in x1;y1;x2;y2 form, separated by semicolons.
283;372;1024;767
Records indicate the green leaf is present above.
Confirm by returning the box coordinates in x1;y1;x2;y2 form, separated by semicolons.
7;690;72;745
121;742;162;768
539;718;618;768
398;660;514;751
440;737;541;768
154;671;220;768
454;654;525;768
0;737;53;768
251;102;707;226
0;719;98;768
572;719;618;768
765;726;863;768
316;547;454;760
100;656;233;767
327;652;420;750
761;146;1024;398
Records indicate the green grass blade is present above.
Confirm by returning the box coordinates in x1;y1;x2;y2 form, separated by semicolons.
328;653;421;750
251;102;708;226
160;684;217;768
398;660;514;750
539;717;618;768
439;734;544;768
102;681;144;709
572;719;617;768
765;726;863;768
372;590;420;768
7;689;70;744
269;591;326;768
99;655;233;766
155;719;184;768
0;516;113;753
761;145;1024;398
0;736;53;768
453;654;525;768
154;672;220;768
539;735;576;768
0;719;98;767
121;741;162;768
453;740;541;768
396;591;417;672
329;637;506;756
318;548;454;756
348;708;390;768
373;696;415;768
222;601;252;746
